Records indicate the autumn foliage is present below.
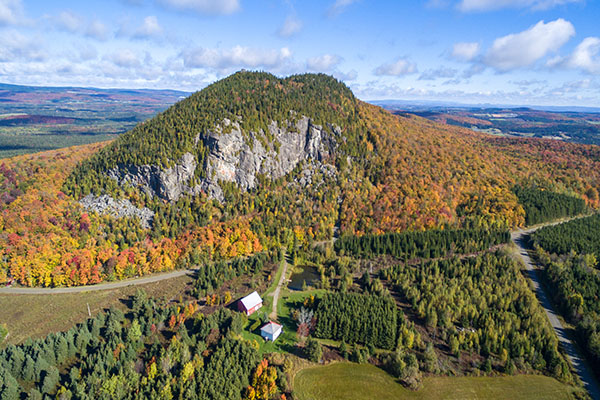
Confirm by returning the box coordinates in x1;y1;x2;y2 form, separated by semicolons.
1;73;600;287
0;144;262;287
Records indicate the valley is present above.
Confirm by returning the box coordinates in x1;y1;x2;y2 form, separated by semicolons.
0;83;186;159
374;102;600;146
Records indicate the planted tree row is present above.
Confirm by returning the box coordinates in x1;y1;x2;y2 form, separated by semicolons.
532;214;600;257
313;292;398;350
513;185;587;226
334;228;510;260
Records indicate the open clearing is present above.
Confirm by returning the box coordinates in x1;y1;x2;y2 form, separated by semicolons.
293;363;582;400
0;274;194;345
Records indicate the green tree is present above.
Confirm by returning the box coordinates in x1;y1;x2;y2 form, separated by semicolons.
305;337;323;363
423;343;438;373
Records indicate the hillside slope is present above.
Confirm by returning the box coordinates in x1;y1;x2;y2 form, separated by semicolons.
1;71;600;287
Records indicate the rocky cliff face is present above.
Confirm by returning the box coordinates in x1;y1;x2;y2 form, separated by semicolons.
107;152;198;202
102;115;339;203
201;116;339;199
80;194;154;228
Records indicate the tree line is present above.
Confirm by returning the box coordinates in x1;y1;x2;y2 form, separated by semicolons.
533;244;600;376
334;228;510;260
190;251;279;298
513;185;587;226
532;214;600;257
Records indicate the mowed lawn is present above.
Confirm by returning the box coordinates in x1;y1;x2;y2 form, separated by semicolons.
0;274;194;345
294;363;582;400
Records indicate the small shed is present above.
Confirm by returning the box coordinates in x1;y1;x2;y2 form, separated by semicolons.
260;321;283;342
238;291;263;316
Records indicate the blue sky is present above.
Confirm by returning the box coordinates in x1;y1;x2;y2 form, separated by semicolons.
0;0;599;106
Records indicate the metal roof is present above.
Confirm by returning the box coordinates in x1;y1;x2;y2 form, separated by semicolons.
240;291;262;310
261;321;282;335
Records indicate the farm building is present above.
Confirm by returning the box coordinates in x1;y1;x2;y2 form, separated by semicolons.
260;321;283;342
238;291;263;316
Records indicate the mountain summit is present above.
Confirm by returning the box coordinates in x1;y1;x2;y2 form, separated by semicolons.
65;71;600;238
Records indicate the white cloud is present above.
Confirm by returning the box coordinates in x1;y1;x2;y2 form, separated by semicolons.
133;16;163;39
510;79;547;87
374;58;417;76
484;19;574;71
78;45;98;61
462;63;486;78
451;42;480;61
333;69;358;81
328;0;360;16
277;16;302;38
458;0;581;12
307;54;342;71
85;19;109;40
107;49;140;68
565;37;600;74
159;0;240;15
419;67;457;80
0;0;22;25
0;30;45;61
56;10;83;32
182;46;292;71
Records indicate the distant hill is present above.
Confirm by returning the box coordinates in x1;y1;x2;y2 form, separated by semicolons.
0;82;189;158
0;82;188;102
372;100;600;145
371;99;600;113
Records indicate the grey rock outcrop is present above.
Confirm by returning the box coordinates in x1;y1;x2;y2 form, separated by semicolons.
293;160;338;188
107;152;198;203
200;116;338;196
80;194;154;228
104;114;339;204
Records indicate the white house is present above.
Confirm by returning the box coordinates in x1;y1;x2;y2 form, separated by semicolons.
238;291;263;316
260;321;283;342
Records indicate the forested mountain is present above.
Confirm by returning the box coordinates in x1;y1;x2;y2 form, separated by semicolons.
2;71;600;287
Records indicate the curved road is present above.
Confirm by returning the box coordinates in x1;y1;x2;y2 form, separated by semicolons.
512;224;600;400
0;267;198;294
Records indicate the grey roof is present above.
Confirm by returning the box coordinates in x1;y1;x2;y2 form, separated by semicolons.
260;321;282;335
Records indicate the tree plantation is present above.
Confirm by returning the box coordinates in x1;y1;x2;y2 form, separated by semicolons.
513;185;588;226
313;292;398;350
532;214;600;257
380;252;572;383
334;228;510;260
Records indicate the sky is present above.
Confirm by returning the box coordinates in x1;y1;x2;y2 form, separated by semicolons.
0;0;599;106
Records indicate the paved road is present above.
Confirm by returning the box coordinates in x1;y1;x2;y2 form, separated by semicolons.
0;268;198;295
512;225;600;400
269;255;289;321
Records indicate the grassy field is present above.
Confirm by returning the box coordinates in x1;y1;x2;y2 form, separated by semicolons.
0;274;194;345
294;363;583;400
